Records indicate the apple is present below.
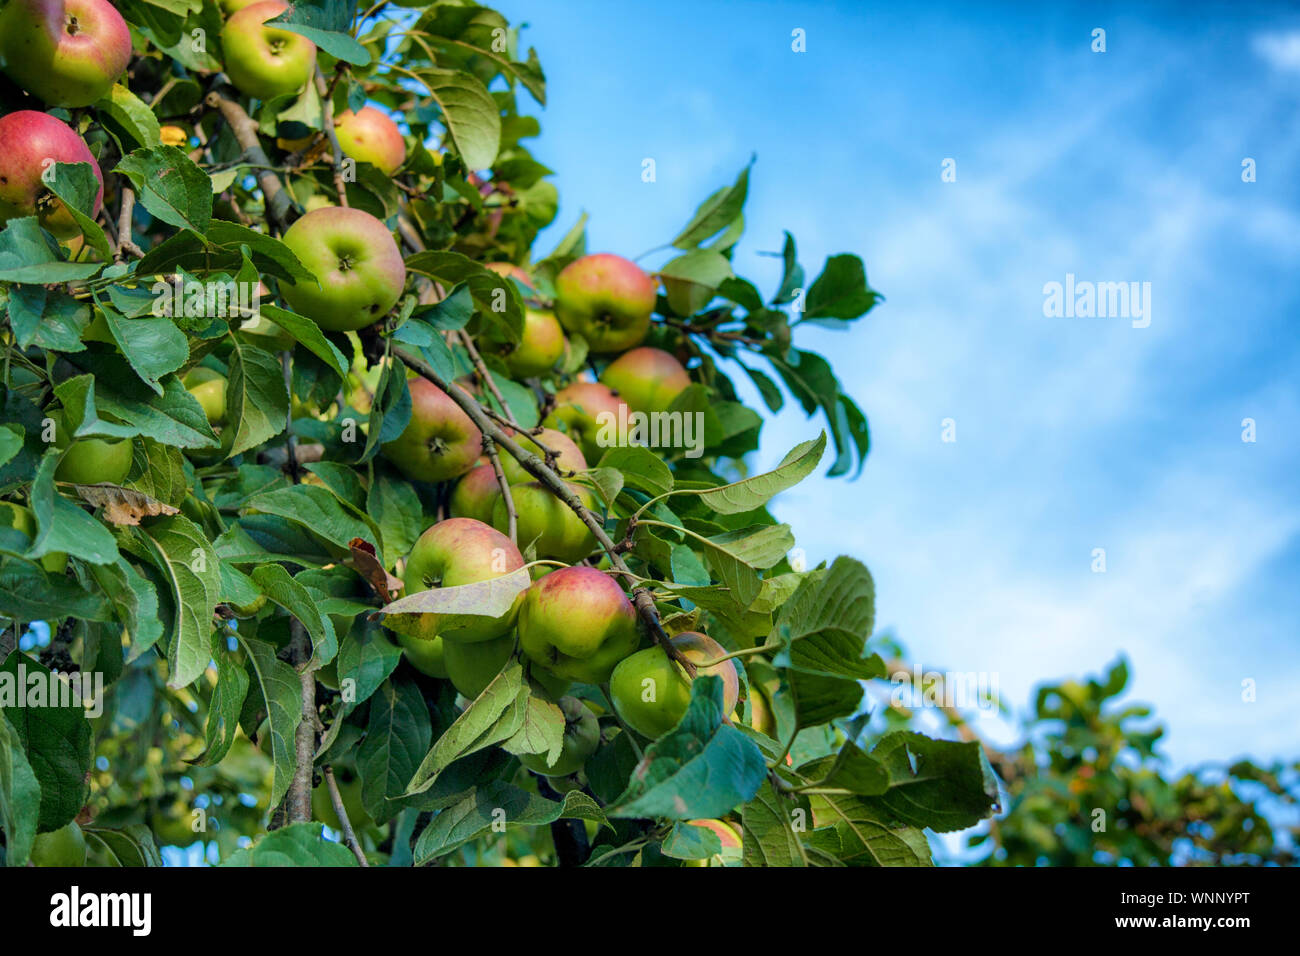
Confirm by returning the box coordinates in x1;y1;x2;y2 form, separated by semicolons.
481;308;566;379
443;631;515;699
279;205;406;332
0;0;132;108
49;410;133;485
518;696;600;777
517;566;639;684
682;818;741;866
610;631;739;739
381;378;483;483
448;461;501;524
484;261;536;299
493;481;598;564
183;367;227;425
396;630;448;678
400;517;525;644
541;382;627;463
526;662;572;700
0;111;103;239
29;821;86;866
554;253;656;353
333;106;406;176
499;426;586;484
219;0;263;13
0;501;67;574
220;0;316;101
747;681;776;737
599;347;690;414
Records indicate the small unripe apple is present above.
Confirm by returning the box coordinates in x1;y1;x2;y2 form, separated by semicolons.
381;378;482;483
443;631;515;699
518;696;600;777
400;517;525;644
517;566;640;684
396;630;448;679
554;254;656;353
0;501;66;574
599;347;690;414
220;0;317;101
499;427;586;484
482;308;566;378
183;367;227;425
29;821;87;866
0;0;132;108
448;461;501;524
493;481;598;564
0;111;103;239
279;205;406;332
333;106;406;176
541;382;628;463
49;410;133;485
610;631;739;739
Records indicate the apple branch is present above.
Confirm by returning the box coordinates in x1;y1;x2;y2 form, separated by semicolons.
324;766;370;867
113;187;143;261
393;346;695;676
205;87;295;231
482;434;517;543
457;329;517;427
314;66;350;208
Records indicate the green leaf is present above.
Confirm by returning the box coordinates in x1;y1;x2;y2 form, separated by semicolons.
226;338;290;457
258;305;349;380
95;83;162;148
80;824;162;867
366;469;423;568
861;733;1000;833
54;368;219;451
335;627;402;708
413;784;605;863
189;636;249;767
132;514;220;689
222;822;359;866
44;163;111;259
660;821;724;860
772;230;804;305
403;251;522;335
418;68;501;171
270;0;371;65
101;305;189;394
0;710;41;865
250;565;338;668
116;146;213;234
0;426;22;469
0;217;100;283
358;674;433;823
412;3;547;103
245;484;379;554
89;557;165;661
0;557;112;621
697;432;825;514
804;254;879;321
773;556;876;661
380;566;530;620
498;691;564;763
741;779;811;867
608;677;766;820
595;446;674;497
236;636;303;809
788;671;863;727
5;286;91;352
671;161;752;249
28;452;120;565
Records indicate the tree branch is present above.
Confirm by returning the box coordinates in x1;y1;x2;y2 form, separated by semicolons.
314;66;349;207
205;86;295;231
324;766;369;866
482;434;517;543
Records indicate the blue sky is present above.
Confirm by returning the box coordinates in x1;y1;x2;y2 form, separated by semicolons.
495;1;1300;770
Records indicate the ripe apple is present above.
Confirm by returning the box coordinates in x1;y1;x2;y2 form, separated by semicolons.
554;253;656;353
49;410;133;485
400;517;525;644
518;696;600;777
220;0;316;101
682;818;741;866
493;481;597;564
484;261;536;298
0;0;132;108
499;427;586;484
333;106;406;176
600;347;690;414
183;367;227;425
448;461;501;524
0;501;66;573
481;308;566;379
541;382;627;463
610;631;739;739
517;566;639;684
396;630;448;679
443;631;515;699
279;205;406;332
382;378;483;483
0;111;103;239
29;821;87;866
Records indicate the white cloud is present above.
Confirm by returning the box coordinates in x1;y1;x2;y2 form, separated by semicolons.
1253;31;1300;72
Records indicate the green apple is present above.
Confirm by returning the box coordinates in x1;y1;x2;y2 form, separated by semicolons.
49;410;133;485
541;382;628;463
0;0;132;108
29;821;87;866
333;106;406;176
183;367;227;425
500;426;587;484
610;631;739;739
517;566;639;684
493;481;598;564
443;631;515;699
220;0;316;101
518;696;600;777
399;517;525;644
600;347;690;414
396;630;448;678
449;461;502;524
382;378;483;482
481;308;566;379
747;681;776;737
0;111;103;238
0;501;67;574
219;0;263;14
554;253;656;353
279;205;406;332
527;662;572;700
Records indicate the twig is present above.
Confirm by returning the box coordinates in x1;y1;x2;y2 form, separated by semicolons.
205;86;295;231
280;351;301;483
315;66;349;207
457;329;517;427
482;435;517;543
114;187;144;261
324;766;370;866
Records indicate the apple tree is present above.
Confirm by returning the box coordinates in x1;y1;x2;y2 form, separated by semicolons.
0;0;1000;867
